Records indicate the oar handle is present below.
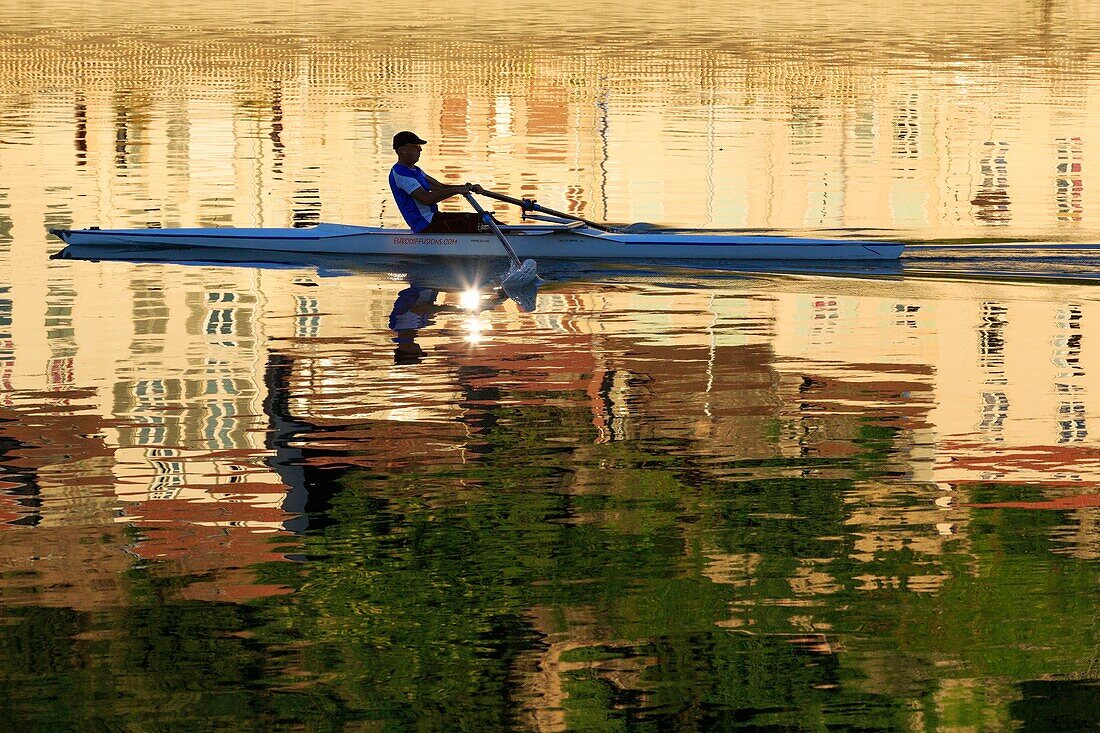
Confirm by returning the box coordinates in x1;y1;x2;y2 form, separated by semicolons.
463;193;521;268
476;188;611;232
475;189;529;208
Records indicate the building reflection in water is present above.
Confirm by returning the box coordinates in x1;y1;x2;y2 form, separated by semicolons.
1055;137;1084;224
1;3;1099;721
971;141;1012;225
1054;304;1087;444
0;266;313;604
2;6;1099;239
79;268;1087;548
0;254;1098;726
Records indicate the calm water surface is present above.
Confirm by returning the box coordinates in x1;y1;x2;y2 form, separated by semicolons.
2;2;1099;730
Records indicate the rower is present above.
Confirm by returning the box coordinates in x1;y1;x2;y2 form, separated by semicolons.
388;131;484;233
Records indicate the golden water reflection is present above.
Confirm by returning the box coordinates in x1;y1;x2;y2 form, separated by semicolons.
1;253;1098;728
3;262;1098;602
2;2;1100;725
2;0;1098;238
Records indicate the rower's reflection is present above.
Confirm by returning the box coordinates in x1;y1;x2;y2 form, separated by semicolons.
388;278;541;363
389;286;452;364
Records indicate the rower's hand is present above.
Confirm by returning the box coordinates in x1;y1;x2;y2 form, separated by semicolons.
469;183;485;194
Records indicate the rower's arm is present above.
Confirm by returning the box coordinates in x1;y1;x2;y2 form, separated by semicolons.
426;174;478;195
411;182;472;205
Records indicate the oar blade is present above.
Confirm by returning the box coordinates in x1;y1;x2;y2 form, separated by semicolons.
502;277;539;312
501;258;539;289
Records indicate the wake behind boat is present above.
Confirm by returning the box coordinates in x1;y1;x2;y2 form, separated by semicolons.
50;221;903;261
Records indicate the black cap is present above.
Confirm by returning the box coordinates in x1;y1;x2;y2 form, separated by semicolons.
393;131;427;149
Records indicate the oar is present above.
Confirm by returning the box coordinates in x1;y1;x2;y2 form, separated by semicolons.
475;188;613;232
463;192;539;288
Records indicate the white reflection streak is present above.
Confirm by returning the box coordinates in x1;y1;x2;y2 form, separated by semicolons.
464;315;490;343
459;289;482;311
705;293;717;418
494;96;512;138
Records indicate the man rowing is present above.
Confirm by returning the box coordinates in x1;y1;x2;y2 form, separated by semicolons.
389;130;486;233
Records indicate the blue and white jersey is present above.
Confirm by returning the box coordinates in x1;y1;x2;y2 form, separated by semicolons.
388;286;436;333
388;163;436;232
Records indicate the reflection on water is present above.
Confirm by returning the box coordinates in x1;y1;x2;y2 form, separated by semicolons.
2;1;1100;240
389;283;520;364
3;256;1099;727
2;1;1100;729
390;285;455;364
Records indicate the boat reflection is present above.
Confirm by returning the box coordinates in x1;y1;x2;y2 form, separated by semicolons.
50;242;547;365
53;241;545;310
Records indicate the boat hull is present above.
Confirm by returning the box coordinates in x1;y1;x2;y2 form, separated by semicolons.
50;223;904;260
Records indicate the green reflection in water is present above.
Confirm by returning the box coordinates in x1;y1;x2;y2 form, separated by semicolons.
1;405;1097;730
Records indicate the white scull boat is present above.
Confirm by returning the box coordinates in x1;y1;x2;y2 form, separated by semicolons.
51;220;903;261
